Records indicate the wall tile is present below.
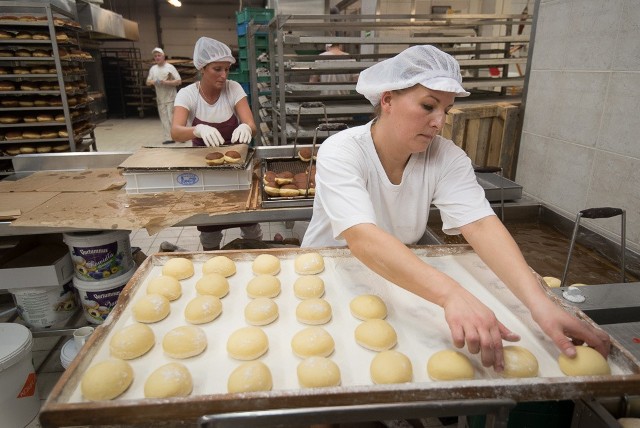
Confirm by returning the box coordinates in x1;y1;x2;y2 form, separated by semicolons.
586;152;640;248
611;0;640;71
563;0;623;71
538;141;595;213
530;1;571;70
515;132;550;198
524;70;607;147
598;72;640;158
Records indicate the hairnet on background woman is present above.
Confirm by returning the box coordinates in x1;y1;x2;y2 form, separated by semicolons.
302;44;610;372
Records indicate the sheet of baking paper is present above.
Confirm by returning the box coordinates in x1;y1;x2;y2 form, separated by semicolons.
66;251;628;403
0;168;125;192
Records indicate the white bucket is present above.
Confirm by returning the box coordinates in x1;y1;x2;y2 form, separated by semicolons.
8;279;77;328
63;230;133;281
60;339;77;369
0;323;40;428
73;266;135;324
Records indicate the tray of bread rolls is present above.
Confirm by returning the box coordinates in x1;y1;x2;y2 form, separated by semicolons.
260;146;318;208
40;247;640;427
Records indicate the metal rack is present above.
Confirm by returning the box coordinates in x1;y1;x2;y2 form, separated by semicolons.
0;1;97;169
250;13;531;146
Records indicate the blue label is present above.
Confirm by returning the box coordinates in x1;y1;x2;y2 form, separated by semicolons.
177;172;199;186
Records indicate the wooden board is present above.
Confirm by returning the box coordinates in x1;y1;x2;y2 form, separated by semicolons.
40;247;640;428
118;145;252;171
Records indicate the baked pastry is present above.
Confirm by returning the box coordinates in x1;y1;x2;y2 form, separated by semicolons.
263;170;276;184
40;129;59;139
30;66;49;74
56;32;69;42
22;130;41;139
5;131;22;140
298;147;317;162
23;115;37;123
20;82;39;91
17;15;37;22
16;31;32;39
0;50;13;57
1;97;18;106
275;171;293;185
37;114;54;122
18;99;34;107
0;81;15;91
0;30;12;39
36;145;52;153
279;184;300;197
0;67;7;74
0;115;20;124
32;33;50;40
205;151;224;165
5;147;21;155
32;49;51;57
15;49;32;57
52;144;70;152
264;180;280;196
223;150;242;164
54;114;65;122
13;67;30;75
20;146;36;154
58;129;68;138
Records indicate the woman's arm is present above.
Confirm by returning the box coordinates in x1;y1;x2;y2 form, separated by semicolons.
234;97;257;136
460;215;611;358
342;223;519;371
171;106;195;142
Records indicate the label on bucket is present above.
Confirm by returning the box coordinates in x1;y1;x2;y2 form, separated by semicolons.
17;372;37;398
80;284;126;324
70;241;128;281
12;281;77;328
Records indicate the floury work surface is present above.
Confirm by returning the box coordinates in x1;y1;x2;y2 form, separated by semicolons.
41;247;640;427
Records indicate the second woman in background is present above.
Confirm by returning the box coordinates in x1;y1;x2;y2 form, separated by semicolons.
171;37;262;250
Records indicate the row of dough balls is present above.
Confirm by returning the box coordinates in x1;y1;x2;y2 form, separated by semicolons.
160;252;325;280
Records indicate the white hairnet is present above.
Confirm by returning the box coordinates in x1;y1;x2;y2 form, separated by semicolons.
193;37;235;70
356;45;470;105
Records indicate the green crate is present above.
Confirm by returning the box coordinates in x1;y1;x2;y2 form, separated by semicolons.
236;7;274;24
228;70;249;82
238;47;269;59
238;35;269;49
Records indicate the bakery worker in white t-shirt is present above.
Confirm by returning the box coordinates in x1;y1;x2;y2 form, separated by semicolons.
146;47;182;144
302;45;610;372
171;37;261;250
309;43;358;96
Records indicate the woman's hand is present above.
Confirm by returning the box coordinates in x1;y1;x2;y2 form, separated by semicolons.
442;288;520;371
231;123;252;144
194;124;224;146
530;299;611;358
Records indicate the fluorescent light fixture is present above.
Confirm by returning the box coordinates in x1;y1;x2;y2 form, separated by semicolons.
168;0;181;7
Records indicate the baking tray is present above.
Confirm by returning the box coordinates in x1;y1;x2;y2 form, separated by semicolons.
260;157;315;209
119;145;255;172
40;247;640;427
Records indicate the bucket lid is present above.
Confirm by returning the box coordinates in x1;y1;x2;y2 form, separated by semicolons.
0;323;33;372
60;339;78;369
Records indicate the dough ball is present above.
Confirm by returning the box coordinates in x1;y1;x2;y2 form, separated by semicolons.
502;346;539;378
81;359;133;401
252;253;281;275
196;273;230;298
371;350;413;384
294;252;325;275
427;349;475;381
291;326;335;358
203;256;236;277
245;297;279;326
296;298;332;325
558;346;611;376
227;361;273;393
354;319;397;351
147;275;182;301
184;295;222;324
543;276;561;288
162;325;207;359
227;326;269;360
162;257;194;280
297;357;341;388
618;419;640;428
293;276;325;299
350;294;387;320
144;362;192;398
132;293;170;323
109;323;155;360
247;274;281;298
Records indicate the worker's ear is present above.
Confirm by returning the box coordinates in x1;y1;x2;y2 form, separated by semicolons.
380;91;393;112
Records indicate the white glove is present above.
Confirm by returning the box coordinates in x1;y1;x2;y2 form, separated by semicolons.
194;124;224;147
231;123;252;144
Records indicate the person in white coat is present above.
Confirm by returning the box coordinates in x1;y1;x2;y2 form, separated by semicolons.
146;47;182;144
302;45;610;372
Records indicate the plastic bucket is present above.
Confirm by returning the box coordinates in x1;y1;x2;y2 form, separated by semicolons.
73;266;135;325
8;279;77;328
63;230;133;281
0;323;40;427
60;339;77;369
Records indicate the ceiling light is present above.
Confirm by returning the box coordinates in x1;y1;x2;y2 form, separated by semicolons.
167;0;181;7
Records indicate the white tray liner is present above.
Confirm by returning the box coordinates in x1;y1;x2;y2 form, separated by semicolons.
67;252;627;403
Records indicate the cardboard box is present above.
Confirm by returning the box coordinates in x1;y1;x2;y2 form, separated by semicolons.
1;243;73;288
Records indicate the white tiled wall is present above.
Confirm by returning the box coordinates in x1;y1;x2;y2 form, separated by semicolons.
517;0;640;253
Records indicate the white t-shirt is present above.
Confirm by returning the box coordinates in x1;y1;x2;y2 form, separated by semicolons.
147;63;181;104
301;121;495;248
174;80;246;126
316;51;357;96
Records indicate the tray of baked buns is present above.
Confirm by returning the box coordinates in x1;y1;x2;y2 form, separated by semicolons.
40;247;640;427
260;145;318;208
119;145;254;171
